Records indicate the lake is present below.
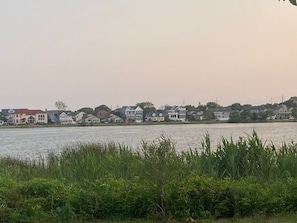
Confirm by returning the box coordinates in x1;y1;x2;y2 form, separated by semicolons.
1;122;297;159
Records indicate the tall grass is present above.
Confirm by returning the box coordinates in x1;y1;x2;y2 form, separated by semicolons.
1;130;297;183
182;130;297;181
1;131;297;221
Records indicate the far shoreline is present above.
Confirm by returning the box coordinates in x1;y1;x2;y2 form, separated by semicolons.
0;119;295;129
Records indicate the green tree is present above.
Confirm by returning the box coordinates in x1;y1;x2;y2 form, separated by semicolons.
263;103;276;110
203;109;215;120
136;101;156;119
283;97;297;108
111;108;121;117
0;112;7;122
230;103;242;111
77;107;94;114
291;107;297;120
229;111;241;123
185;105;196;112
265;109;275;119
197;103;207;112
94;104;111;113
281;0;297;6
240;108;251;121
206;102;221;109
257;111;268;121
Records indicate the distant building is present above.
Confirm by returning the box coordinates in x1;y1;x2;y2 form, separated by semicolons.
47;110;73;124
77;114;100;124
187;111;203;121
121;106;143;123
108;114;124;123
274;104;292;120
2;108;48;125
164;106;186;122
213;108;233;121
146;112;165;122
74;111;86;122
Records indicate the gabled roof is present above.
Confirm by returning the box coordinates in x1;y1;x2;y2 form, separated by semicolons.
14;109;46;115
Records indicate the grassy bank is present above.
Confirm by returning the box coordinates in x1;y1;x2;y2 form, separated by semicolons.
1;131;297;222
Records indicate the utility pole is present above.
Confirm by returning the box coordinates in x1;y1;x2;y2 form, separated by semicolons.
282;95;284;104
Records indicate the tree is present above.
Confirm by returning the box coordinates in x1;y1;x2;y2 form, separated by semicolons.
279;0;297;6
197;103;207;112
240;108;251;121
206;102;220;109
265;109;275;119
111;108;121;117
292;107;297;120
203;109;215;120
229;111;241;123
77;107;94;114
257;111;268;121
55;101;67;110
0;112;7;122
184;105;196;112
136;101;156;118
283;97;297;109
230;103;242;111
263;103;276;110
94;104;111;113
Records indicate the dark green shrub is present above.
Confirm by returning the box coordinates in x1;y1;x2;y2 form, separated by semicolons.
15;178;75;222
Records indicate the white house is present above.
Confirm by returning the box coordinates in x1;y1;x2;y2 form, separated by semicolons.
146;112;165;122
58;111;74;124
84;114;100;124
213;109;233;121
121;106;143;123
274;104;292;120
108;114;123;123
165;106;186;122
74;111;86;123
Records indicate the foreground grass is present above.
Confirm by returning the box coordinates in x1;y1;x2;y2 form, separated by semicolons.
76;213;297;223
1;131;297;222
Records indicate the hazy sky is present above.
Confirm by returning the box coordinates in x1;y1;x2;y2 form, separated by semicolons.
1;1;297;110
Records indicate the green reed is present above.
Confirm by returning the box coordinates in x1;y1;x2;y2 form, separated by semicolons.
1;131;297;183
1;132;297;221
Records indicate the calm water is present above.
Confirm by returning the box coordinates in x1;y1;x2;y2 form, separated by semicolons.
0;122;297;159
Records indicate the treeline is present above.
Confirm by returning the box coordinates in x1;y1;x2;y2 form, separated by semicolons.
1;132;297;222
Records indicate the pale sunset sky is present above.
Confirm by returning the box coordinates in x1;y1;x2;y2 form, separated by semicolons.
1;1;296;110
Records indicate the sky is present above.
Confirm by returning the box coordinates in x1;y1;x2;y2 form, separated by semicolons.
1;1;297;111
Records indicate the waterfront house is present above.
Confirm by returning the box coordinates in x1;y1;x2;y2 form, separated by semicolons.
274;104;292;120
121;106;143;123
108;114;123;123
164;106;186;122
77;114;100;124
213;108;233;121
74;111;86;123
47;110;73;124
58;111;74;124
146;112;165;122
187;111;203;121
3;108;48;125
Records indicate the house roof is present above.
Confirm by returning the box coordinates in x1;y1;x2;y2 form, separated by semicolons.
14;109;46;115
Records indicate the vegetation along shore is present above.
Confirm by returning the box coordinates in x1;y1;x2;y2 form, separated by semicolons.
1;131;297;222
